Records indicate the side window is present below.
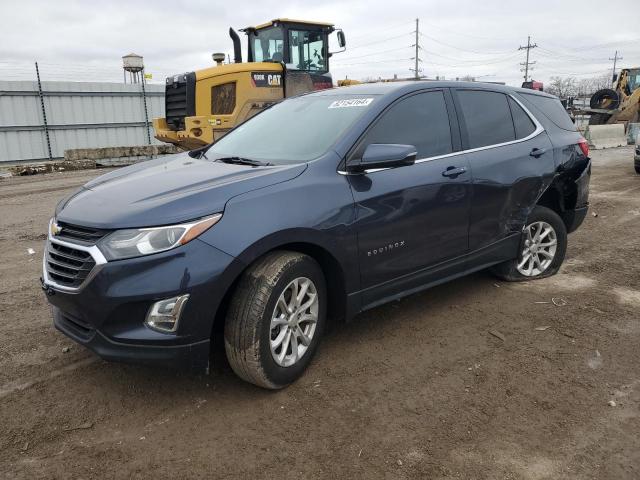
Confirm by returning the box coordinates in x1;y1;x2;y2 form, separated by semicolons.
289;30;326;72
457;90;515;148
352;91;453;160
517;92;576;131
508;97;536;139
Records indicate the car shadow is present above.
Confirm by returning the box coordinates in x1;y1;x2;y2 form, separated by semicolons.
79;270;500;399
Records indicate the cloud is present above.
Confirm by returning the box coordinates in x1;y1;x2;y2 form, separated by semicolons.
1;0;639;86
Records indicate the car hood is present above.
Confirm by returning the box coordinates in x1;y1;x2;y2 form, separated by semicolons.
56;153;307;229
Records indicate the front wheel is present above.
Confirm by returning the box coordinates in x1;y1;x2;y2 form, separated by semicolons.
491;206;567;281
224;251;326;389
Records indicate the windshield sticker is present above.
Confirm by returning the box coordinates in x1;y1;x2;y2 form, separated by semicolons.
328;98;374;109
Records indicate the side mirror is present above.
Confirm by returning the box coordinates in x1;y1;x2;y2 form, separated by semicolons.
347;144;416;173
337;30;346;48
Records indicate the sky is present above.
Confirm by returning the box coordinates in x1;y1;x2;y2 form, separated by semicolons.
1;0;639;87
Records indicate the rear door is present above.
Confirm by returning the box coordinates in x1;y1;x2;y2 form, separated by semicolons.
452;89;555;259
346;89;471;300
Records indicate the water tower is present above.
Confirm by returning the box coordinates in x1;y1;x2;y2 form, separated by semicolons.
122;53;144;84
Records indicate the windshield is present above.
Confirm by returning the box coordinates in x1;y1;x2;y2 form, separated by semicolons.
207;94;378;164
251;27;284;62
626;69;640;94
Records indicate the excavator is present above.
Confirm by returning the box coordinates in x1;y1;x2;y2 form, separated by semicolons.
153;19;346;149
587;68;640;125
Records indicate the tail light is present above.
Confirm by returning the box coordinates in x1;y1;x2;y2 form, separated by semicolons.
578;137;589;157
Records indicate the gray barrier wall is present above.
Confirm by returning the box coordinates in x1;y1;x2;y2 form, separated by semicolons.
0;81;165;163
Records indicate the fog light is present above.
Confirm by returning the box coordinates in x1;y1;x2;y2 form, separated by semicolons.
145;294;189;333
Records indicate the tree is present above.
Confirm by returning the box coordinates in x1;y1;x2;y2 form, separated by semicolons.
576;74;611;97
546;76;578;99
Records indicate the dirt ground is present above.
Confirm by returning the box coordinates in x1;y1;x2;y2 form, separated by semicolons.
1;147;639;479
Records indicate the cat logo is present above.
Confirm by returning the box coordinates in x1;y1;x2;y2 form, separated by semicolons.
251;72;283;88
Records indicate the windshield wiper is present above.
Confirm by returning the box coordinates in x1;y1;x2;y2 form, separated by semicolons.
216;156;274;167
188;144;211;160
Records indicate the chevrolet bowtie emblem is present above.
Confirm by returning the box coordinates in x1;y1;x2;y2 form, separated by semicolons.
50;221;62;236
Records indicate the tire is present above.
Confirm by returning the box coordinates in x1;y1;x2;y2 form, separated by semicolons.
224;251;326;389
635;165;640;175
588;113;611;125
589;88;620;110
491;206;567;282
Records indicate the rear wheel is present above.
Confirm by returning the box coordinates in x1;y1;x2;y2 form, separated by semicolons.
491;206;567;282
224;251;326;389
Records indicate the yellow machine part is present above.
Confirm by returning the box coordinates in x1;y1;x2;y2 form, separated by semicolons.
153;62;285;150
337;79;362;87
612;69;640;123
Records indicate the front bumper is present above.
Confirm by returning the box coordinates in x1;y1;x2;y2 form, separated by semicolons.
43;236;239;372
152;117;229;150
53;308;210;370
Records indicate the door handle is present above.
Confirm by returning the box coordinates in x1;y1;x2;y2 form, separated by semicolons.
442;166;467;178
530;147;547;158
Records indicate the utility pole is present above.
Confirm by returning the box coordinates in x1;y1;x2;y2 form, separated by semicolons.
410;18;423;80
609;50;622;85
518;35;538;82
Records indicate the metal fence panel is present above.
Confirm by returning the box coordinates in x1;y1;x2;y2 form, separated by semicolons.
0;80;165;162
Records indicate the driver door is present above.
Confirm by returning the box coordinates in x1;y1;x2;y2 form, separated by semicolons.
346;90;471;304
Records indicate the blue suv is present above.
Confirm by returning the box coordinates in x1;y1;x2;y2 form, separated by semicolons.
42;81;591;389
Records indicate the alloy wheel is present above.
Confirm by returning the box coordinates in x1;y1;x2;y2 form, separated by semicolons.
516;221;558;276
269;277;319;367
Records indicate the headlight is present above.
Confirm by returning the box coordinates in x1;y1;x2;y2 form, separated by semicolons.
98;214;222;260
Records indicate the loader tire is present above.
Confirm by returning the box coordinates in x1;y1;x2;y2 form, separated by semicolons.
590;88;619;110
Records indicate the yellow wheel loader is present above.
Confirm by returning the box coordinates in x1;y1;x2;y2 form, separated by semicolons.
586;68;640;125
153;19;346;149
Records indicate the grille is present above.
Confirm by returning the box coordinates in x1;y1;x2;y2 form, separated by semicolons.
46;241;96;288
56;221;108;243
165;72;196;131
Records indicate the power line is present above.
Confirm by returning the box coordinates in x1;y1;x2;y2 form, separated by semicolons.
347;32;411;51
422;49;520;66
518;35;537;82
337;46;410;62
419;32;513;56
333;58;412;67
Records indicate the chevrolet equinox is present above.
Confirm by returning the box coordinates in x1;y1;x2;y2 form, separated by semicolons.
42;82;591;389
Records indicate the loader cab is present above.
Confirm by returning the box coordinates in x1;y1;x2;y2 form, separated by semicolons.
245;19;339;73
621;68;640;96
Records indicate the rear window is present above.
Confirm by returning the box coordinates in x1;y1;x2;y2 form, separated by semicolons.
517;93;576;131
456;90;515;148
508;97;536;139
